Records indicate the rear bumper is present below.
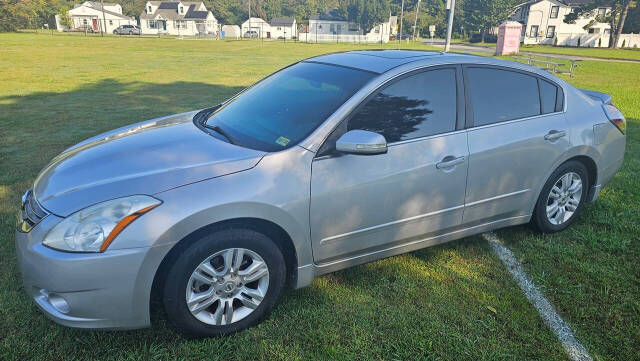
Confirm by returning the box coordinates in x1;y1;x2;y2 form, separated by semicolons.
15;215;169;330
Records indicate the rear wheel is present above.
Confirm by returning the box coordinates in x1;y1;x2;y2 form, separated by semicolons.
532;161;589;233
163;229;286;336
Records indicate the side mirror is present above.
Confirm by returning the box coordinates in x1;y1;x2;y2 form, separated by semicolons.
336;130;387;155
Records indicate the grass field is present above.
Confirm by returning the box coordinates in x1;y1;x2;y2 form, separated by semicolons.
457;41;640;61
0;33;638;361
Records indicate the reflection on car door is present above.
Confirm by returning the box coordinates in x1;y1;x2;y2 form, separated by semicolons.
310;67;469;264
462;66;571;225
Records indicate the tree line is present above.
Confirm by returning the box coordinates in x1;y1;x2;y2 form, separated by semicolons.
1;0;638;48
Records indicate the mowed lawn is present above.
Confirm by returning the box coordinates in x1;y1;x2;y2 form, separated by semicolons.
0;33;637;361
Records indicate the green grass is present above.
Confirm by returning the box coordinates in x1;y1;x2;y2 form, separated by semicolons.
518;44;640;61
0;32;638;360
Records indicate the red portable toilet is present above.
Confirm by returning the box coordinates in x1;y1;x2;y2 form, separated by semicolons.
495;21;522;55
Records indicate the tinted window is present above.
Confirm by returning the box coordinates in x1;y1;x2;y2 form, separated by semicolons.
466;67;540;126
348;69;457;143
205;62;374;151
539;79;559;114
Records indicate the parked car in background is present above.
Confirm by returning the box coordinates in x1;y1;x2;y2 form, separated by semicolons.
113;25;140;35
470;33;498;43
244;30;259;38
16;50;625;337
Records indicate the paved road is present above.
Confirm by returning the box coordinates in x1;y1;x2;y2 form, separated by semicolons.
424;40;640;63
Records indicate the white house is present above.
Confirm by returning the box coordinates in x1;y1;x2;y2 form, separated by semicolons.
241;17;270;38
511;0;611;46
139;1;217;36
60;1;136;33
301;10;392;43
270;18;297;39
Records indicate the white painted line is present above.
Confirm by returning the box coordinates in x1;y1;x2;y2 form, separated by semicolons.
483;232;593;361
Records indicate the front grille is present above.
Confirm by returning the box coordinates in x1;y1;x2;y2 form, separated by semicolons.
17;190;48;232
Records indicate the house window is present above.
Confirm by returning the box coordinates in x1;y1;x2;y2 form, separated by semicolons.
277;27;281;30
337;24;342;33
149;20;157;29
83;19;87;25
550;6;559;18
529;25;539;37
546;25;555;38
374;26;380;34
109;20;113;25
179;6;183;14
175;20;186;29
330;24;335;33
148;5;152;13
598;8;607;17
348;22;358;31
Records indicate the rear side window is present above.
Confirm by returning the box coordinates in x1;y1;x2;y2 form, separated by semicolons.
348;68;457;143
466;67;540;126
539;78;564;113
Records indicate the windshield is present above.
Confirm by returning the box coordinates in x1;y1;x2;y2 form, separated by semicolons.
205;62;375;151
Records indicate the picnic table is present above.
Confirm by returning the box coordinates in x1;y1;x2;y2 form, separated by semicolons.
512;54;581;78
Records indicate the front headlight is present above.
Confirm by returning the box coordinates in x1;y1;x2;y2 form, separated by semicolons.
43;195;161;253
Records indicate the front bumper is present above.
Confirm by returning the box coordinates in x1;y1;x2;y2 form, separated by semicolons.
15;215;166;330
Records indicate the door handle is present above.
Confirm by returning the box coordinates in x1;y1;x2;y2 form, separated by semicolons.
436;155;465;169
544;130;566;141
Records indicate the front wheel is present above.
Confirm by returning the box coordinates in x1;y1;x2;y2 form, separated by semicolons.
532;160;589;233
163;228;286;336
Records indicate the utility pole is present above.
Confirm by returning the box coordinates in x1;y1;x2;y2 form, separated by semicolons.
412;0;421;41
399;0;405;43
100;0;107;37
247;0;251;39
444;0;455;51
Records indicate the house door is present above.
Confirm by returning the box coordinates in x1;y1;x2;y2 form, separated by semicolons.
266;32;271;38
92;19;98;31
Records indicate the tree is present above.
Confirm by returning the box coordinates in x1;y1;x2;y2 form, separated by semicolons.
463;0;519;42
338;0;390;33
564;0;636;48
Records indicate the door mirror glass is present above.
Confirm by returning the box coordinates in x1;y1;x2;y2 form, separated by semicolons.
336;130;387;155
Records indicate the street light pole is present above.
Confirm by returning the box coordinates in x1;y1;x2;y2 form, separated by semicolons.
399;0;404;43
100;0;107;37
412;0;421;41
444;0;455;51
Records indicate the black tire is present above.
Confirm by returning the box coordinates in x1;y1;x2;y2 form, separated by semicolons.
532;160;589;233
163;228;286;336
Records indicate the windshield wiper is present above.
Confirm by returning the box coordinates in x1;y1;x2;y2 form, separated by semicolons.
203;124;238;145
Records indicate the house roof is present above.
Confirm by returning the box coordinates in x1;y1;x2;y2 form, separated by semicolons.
270;17;295;26
562;0;592;5
72;2;134;20
140;2;211;20
310;9;346;22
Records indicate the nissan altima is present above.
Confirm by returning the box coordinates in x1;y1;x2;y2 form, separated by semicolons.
16;50;626;336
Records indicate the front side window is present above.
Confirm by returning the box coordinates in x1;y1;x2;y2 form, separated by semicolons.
550;6;559;18
348;69;457;143
547;25;556;38
149;20;156;28
530;25;539;37
466;67;540;126
205;62;374;151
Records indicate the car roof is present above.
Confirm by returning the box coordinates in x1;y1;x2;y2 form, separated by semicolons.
304;50;459;73
302;50;568;84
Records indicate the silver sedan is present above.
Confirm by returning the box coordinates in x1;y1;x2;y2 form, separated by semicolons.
16;50;626;336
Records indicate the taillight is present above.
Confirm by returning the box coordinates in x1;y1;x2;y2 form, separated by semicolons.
603;104;626;134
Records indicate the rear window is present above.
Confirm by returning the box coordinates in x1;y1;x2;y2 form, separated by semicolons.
466;67;540;126
205;62;374;151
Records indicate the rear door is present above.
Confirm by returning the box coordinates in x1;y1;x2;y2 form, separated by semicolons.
462;65;570;225
310;67;469;264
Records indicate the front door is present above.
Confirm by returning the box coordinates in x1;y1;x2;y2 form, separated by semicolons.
310;67;468;264
462;66;570;225
92;19;98;31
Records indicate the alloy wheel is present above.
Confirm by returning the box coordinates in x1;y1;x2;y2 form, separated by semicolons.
185;248;269;326
546;172;583;225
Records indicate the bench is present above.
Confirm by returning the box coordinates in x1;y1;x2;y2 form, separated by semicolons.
512;54;581;78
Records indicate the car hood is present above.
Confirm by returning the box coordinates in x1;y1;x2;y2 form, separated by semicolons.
34;111;265;216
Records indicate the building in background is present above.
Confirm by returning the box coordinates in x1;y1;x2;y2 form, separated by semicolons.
511;0;611;46
301;9;392;43
241;17;270;38
139;1;217;36
59;1;136;33
270;18;297;39
221;25;241;39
